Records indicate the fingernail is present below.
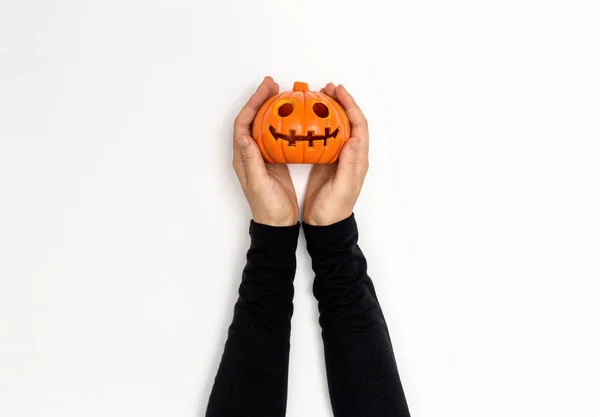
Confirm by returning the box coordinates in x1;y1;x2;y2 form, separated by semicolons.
349;138;361;150
237;135;250;148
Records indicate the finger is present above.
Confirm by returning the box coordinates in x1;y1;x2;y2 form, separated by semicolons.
335;84;368;138
256;76;271;91
333;137;367;190
233;81;272;169
236;135;268;186
235;76;280;136
263;76;280;97
233;77;279;186
234;84;271;139
323;82;338;101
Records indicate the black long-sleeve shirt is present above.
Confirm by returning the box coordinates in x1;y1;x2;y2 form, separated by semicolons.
206;215;410;417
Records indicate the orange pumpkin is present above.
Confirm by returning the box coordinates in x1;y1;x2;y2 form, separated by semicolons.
252;81;350;164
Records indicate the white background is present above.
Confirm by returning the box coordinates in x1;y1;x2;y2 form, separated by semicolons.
1;1;599;416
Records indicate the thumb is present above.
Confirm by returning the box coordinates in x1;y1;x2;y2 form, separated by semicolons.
236;135;268;185
334;137;365;188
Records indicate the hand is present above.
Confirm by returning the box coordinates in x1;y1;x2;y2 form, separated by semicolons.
233;76;299;227
303;83;369;226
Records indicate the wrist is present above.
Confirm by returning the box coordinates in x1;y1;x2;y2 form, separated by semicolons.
303;209;353;226
253;216;298;227
249;220;300;262
253;209;298;227
302;214;358;259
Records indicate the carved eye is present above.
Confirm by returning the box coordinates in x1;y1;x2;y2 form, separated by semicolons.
312;102;329;118
277;102;294;117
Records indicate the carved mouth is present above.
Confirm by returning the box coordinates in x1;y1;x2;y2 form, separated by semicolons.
269;125;339;147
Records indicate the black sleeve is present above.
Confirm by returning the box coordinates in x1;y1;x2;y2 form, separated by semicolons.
303;214;411;417
206;221;300;417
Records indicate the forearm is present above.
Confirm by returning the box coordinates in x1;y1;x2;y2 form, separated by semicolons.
206;221;300;417
304;215;410;417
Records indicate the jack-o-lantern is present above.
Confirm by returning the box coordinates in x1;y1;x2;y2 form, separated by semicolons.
252;81;350;164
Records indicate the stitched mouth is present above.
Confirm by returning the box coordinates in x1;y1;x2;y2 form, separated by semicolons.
269;125;339;147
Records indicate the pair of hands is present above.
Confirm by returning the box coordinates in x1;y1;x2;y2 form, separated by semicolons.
232;76;369;227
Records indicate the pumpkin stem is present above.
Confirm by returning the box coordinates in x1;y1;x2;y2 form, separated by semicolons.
293;82;309;92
